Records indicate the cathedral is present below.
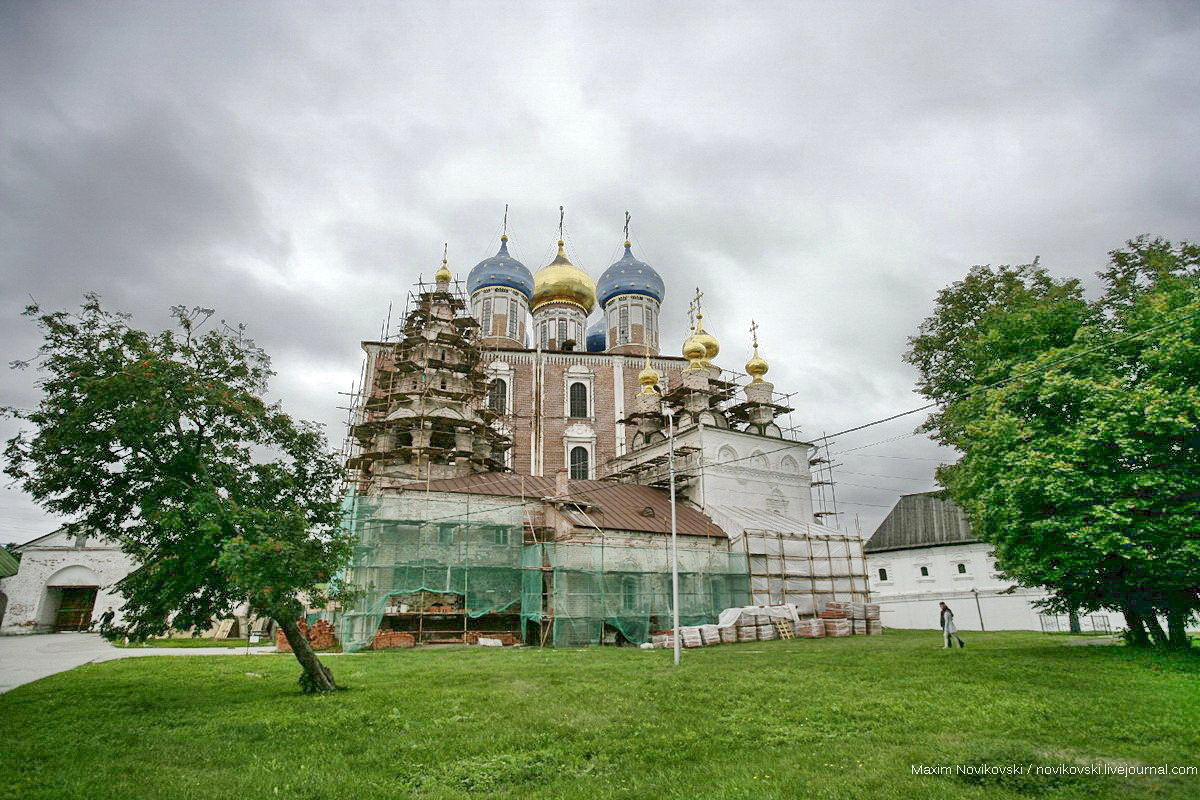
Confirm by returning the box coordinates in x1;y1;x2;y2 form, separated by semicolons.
336;215;869;649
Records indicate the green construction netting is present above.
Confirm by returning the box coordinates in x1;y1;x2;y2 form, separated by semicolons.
522;541;750;646
334;490;751;650
335;491;526;652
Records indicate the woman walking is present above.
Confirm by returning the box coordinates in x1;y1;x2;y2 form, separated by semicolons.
939;601;965;648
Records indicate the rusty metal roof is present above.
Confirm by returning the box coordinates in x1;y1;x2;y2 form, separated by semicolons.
396;473;726;538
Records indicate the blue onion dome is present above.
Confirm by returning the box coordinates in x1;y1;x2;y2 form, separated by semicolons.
585;318;606;352
596;241;665;307
466;235;534;300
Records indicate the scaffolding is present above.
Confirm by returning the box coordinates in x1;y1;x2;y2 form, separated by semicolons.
333;488;751;650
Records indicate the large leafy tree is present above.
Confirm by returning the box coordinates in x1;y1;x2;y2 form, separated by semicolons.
906;237;1199;649
4;296;354;690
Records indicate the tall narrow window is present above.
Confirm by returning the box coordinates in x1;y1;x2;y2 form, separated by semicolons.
507;298;519;339
557;319;567;346
569;446;589;480
878;568;888;582
488;378;507;414
569;382;588;418
481;298;493;335
540;322;549;349
618;304;630;344
919;566;929;577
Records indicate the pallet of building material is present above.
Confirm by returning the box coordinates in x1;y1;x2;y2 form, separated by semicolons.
700;624;722;645
652;633;672;648
823;619;852;637
681;626;705;648
719;625;737;644
795;618;825;638
773;619;795;639
865;604;880;620
853;619;868;635
824;601;852;615
736;625;758;642
851;602;867;620
757;624;778;640
866;620;883;635
818;609;849;619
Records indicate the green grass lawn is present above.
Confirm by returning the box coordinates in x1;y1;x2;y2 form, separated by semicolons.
3;631;1197;800
111;637;257;649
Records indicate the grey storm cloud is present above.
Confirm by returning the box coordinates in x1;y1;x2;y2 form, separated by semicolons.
2;1;1198;541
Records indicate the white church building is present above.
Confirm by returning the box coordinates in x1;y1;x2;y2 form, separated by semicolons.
864;492;1124;633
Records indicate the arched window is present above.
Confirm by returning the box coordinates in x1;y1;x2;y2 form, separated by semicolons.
878;568;888;582
919;566;929;577
569;446;589;480
569;382;588;418
957;562;967;574
488;378;507;414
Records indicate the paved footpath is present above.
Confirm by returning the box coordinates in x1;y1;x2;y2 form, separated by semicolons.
0;632;278;693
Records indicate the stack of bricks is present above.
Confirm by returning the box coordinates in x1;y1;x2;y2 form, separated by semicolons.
372;630;416;650
700;624;722;645
850;603;883;635
275;620;339;652
465;631;517;646
819;601;852;637
795;618;825;638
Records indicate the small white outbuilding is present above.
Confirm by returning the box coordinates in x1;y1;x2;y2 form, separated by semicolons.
0;527;135;635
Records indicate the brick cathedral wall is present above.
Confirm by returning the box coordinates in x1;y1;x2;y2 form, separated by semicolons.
489;351;687;477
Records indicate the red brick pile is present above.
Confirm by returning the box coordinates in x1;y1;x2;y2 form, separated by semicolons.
275;620;339;652
372;630;416;650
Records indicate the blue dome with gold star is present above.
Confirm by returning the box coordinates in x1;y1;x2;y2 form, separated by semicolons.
467;236;534;300
596;242;665;307
585;318;606;352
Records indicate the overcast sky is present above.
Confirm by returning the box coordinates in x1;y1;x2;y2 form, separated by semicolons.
2;1;1198;545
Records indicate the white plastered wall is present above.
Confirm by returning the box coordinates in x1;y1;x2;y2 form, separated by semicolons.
0;530;135;635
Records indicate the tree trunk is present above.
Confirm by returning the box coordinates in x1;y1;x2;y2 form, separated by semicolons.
1165;597;1192;650
1143;612;1169;648
278;617;337;693
1068;610;1081;634
1122;606;1150;647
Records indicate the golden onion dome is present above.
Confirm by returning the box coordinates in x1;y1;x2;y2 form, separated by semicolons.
532;240;596;313
638;356;660;395
691;313;720;365
434;255;452;284
746;347;769;383
682;332;707;367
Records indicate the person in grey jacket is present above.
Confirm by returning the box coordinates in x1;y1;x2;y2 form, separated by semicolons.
939;602;965;648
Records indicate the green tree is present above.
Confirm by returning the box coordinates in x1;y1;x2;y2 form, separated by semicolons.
906;237;1199;649
3;296;354;690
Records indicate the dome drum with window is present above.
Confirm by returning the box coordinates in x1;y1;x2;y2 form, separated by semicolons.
597;242;665;356
468;235;534;347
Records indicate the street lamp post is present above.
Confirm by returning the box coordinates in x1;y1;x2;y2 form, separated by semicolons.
664;408;680;666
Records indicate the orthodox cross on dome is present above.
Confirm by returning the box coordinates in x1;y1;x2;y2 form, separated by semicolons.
503;204;508;237
624;211;631;245
686;297;696;333
443;242;448;263
750;319;760;351
558;205;564;240
692;287;706;328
